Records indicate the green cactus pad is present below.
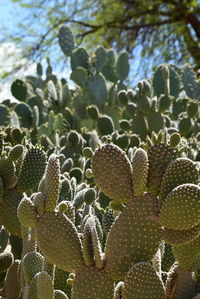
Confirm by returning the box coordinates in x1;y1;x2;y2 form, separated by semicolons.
5;260;21;299
173;235;200;270
0;251;13;272
17;197;37;228
161;243;175;273
36;271;54;299
132;148;148;196
165;264;196;299
14;102;33;128
97;115;114;135
0;227;9;253
22;251;44;284
36;211;84;272
44;154;60;212
58;26;75;57
28;275;38;299
82;216;104;269
0;157;16;191
0;188;23;237
159;184;200;230
160;158;199;202
18;148;47;194
147;143;177;195
71;266;114;299
11;79;27;101
162;223;200;246
105;193;161;280
33;192;46;216
92;144;133;203
122;262;165;299
8;144;24;161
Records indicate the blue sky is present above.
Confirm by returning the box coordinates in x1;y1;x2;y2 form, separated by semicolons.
0;1;21;32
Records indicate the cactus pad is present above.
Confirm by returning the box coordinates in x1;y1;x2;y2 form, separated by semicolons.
92;144;133;203
36;211;84;272
122;262;165;299
71;266;114;299
160;158;199;202
159;184;200;230
105;193;161;280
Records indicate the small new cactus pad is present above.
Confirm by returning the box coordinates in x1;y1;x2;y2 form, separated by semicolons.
132;148;148;196
147;143;177;195
122;262;165;299
173;235;200;270
22;251;44;284
44;154;61;212
54;290;69;299
92;144;133;203
71;266;114;299
36;211;84;272
162;223;200;246
18;148;47;194
105;193;161;280
17;197;37;228
159;184;200;230
159;158;199;202
36;271;54;299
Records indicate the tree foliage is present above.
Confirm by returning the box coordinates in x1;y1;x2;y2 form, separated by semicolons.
2;0;200;75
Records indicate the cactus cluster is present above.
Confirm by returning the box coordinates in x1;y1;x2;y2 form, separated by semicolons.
0;26;199;298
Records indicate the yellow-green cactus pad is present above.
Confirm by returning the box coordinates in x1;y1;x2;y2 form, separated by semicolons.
122;262;165;299
36;211;84;272
159;184;200;230
71;266;114;299
92;144;133;203
162;223;200;246
160;158;199;202
132;148;148;196
105;193;161;280
36;271;54;299
44;154;61;212
0;188;23;237
17;197;37;228
18;148;47;194
0;251;13;272
147;143;177;195
173;235;200;270
22;251;44;284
